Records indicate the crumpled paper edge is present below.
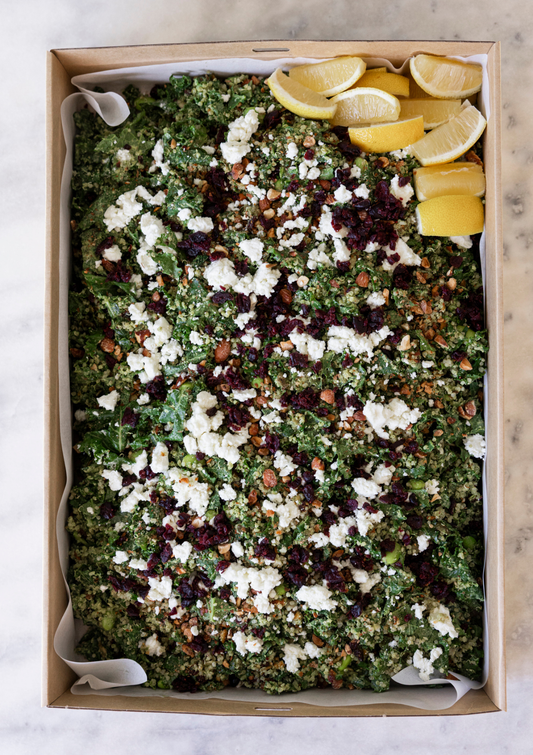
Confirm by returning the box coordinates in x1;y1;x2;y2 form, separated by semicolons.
54;54;489;710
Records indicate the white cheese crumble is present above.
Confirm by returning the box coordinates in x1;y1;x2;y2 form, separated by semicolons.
428;603;459;638
363;398;422;439
413;647;443;681
389;175;414;206
220;109;260;164
295;585;337;611
381;238;421;271
140;633;165;657
417;534;431;553
97;390;119;411
464;433;486;459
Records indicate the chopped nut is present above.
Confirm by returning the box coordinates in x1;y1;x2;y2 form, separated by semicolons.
280;287;293;304
353;411;367;421
398;334;411;351
214;340;231;363
447;277;457;290
249;423;259;436
263;469;277;488
251;436;263;447
433;429;444;437
280;340;294;351
465;150;483;167
263;208;275;219
231;162;245;180
170;138;177;149
416;271;427;284
320;389;335;404
297;276;309;288
214;244;228;255
383;288;390;304
460;357;473;371
434;335;448;348
311;457;325;471
464;401;477;416
356;271;370;288
248;489;258;505
420;257;431;269
267;188;281;201
259;198;271;212
420;300;432;315
181;644;195;657
100;338;115;353
303;135;316;148
218;544;231;554
312;634;325;647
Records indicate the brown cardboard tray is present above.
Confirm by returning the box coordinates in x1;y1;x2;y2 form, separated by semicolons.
44;40;504;717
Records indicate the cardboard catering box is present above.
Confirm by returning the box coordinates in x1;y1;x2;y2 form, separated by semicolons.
44;40;504;717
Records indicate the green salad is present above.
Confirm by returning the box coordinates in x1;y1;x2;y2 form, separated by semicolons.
67;72;487;694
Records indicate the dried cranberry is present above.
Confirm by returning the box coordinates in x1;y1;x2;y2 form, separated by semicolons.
99;501;115;520
121;407;138;427
146;375;167;401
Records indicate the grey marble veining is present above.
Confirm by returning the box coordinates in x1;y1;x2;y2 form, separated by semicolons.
1;0;532;751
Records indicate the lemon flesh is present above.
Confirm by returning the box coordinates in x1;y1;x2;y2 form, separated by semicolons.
399;98;462;129
410;55;483;99
265;68;337;120
288;56;366;97
416;195;484;236
329;87;400;127
410;105;487;166
414;162;485;201
348;116;424;153
352;70;410;97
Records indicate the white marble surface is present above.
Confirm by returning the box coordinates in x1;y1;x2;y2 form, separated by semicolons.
1;0;532;751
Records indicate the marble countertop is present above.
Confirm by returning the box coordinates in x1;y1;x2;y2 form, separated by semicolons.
1;0;532;751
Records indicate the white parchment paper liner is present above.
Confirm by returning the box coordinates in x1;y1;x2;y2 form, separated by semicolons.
54;54;490;710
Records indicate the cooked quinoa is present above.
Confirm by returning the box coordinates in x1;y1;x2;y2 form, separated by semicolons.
67;72;487;694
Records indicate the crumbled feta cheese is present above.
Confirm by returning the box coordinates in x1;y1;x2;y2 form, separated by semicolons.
412;602;426;620
97;390;119;411
381;238;421;271
327;324;391;358
363;397;422;439
113;550;129;564
351;477;381;500
219;483;237;501
273;450;297;477
366;291;386;309
283;643;307;673
140;633;165;657
102;469;123;491
238;238;263;263
464;434;486;459
172;541;193;563
389;175;414;206
450;235;473;249
425;479;440;495
151;139;170;175
428;603;459;638
413;647;442;681
188;216;214;234
334;184;352;203
220;109;260;163
295;585;337;611
417;534;431;553
151;441;169;473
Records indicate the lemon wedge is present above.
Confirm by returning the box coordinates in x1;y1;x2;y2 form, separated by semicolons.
265;68;337;120
348;116;424;153
329;87;400;127
410;105;487;166
399;98;462;129
410;55;483;99
288;56;366;97
414;162;485;201
352;70;410;97
416;195;484;236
